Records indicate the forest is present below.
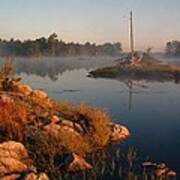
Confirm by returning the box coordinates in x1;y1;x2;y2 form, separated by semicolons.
0;33;122;57
165;40;180;56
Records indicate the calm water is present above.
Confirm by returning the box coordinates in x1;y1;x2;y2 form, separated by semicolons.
0;56;180;171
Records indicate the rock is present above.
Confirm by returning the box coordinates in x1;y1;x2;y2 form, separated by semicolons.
67;153;92;172
142;161;176;178
155;168;169;177
109;123;130;142
0;141;49;180
142;161;155;167
30;90;53;108
0;94;14;104
25;172;49;180
50;115;60;123
44;123;82;138
0;141;29;177
31;90;48;100
13;84;32;96
167;170;176;177
0;157;28;175
61;119;74;128
1;174;21;180
0;141;28;161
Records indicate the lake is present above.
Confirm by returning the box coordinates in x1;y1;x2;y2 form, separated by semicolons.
0;56;180;171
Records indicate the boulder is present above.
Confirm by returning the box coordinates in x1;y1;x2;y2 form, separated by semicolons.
109;123;130;142
50;115;60;123
0;141;29;177
142;161;176;178
0;141;49;180
67;153;92;172
1;174;21;180
44;123;82;138
13;84;32;96
25;172;49;180
31;90;48;100
30;90;53;108
0;141;28;161
0;94;14;104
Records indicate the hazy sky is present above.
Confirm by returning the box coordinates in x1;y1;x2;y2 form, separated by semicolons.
0;0;179;51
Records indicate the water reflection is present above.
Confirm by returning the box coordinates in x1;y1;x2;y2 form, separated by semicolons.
0;57;116;81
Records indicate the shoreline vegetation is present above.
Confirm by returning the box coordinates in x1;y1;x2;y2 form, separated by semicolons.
0;61;177;179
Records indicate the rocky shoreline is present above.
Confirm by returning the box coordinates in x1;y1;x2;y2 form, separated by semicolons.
0;62;130;179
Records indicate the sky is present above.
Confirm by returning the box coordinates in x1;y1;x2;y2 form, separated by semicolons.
0;0;179;52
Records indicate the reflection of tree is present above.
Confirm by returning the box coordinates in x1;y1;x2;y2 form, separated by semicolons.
125;80;133;112
2;57;115;81
125;80;148;112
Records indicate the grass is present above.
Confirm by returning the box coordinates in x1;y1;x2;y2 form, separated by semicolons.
0;100;28;141
54;102;112;149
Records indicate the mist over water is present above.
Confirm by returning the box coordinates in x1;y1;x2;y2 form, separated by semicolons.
0;56;180;171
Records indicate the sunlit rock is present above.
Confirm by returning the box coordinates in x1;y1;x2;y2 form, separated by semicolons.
13;84;32;96
31;90;48;100
50;115;60;123
1;174;21;180
67;153;92;172
0;141;29;176
109;123;130;142
0;141;49;180
0;141;28;160
44;123;81;137
30;90;53;108
0;94;14;104
25;172;49;180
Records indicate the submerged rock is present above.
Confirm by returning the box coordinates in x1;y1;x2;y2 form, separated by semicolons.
142;161;176;178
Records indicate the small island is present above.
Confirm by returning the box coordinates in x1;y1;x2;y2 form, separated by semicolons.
89;55;180;83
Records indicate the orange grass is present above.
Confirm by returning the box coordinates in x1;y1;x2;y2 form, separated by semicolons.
0;101;28;141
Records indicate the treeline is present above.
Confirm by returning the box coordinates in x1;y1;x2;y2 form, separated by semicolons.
165;40;180;56
0;33;122;57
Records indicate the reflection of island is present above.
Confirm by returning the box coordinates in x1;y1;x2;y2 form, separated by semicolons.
0;57;116;81
125;80;148;112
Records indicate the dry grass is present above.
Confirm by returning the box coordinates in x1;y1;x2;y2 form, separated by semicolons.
25;129;64;179
0;101;28;141
53;102;112;152
53;127;91;157
78;104;111;147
